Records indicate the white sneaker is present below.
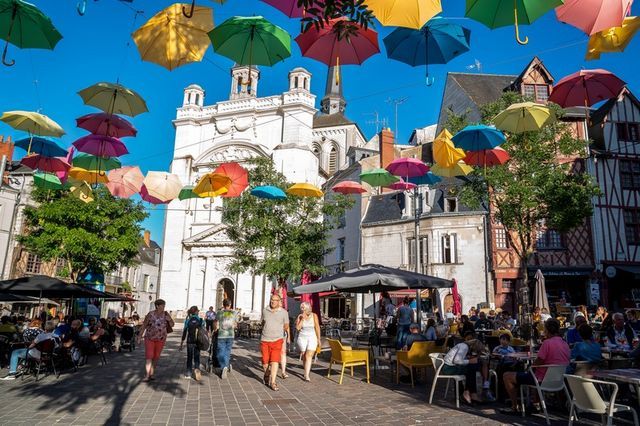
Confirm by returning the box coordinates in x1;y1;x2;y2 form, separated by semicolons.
184;373;191;379
1;374;16;380
221;367;228;379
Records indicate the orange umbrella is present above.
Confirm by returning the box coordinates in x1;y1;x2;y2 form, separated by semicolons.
214;162;249;198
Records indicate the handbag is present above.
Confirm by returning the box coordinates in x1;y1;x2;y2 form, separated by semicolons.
164;313;173;334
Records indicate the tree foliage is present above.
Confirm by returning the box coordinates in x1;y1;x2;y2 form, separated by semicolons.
222;157;353;283
299;0;375;34
18;186;148;281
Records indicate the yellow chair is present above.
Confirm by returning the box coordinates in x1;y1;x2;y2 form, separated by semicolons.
492;328;513;339
511;338;527;346
396;341;437;387
327;338;370;385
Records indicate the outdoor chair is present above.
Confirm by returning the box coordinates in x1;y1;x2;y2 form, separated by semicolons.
520;364;571;425
23;338;60;382
428;353;466;409
565;374;639;426
396;341;436;387
326;338;370;385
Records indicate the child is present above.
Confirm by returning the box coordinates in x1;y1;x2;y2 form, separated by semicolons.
493;333;515;357
492;333;516;403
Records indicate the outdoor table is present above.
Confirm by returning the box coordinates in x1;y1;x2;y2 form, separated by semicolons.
590;369;640;406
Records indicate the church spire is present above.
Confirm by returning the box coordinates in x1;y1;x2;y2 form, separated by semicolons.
320;65;346;115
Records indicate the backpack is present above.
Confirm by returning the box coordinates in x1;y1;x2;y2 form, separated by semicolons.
196;325;210;351
186;316;201;343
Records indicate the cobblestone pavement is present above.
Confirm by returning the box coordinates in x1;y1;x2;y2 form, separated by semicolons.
0;333;576;425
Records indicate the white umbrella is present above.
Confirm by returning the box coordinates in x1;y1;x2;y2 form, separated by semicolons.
534;269;550;311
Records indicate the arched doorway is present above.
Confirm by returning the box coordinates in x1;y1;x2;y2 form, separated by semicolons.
216;279;235;309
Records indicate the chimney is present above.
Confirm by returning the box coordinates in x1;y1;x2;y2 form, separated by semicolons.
0;136;14;185
378;128;395;169
143;230;151;247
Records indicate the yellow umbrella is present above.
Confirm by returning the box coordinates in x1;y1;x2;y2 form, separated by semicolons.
0;110;65;137
193;172;231;197
365;0;441;29
433;129;466;168
493;102;554;134
286;183;324;197
431;162;473;178
70;181;94;203
132;4;215;71
78;82;148;117
586;17;640;60
68;167;109;184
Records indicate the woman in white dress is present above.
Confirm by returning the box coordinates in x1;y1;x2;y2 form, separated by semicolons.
295;302;321;382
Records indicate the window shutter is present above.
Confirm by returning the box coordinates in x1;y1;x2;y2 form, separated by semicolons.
452;233;458;263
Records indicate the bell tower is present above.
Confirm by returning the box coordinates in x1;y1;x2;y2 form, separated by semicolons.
230;65;260;100
183;84;205;108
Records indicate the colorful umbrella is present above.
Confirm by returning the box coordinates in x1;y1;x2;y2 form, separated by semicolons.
193;172;231;197
360;168;400;187
451;278;461;316
133;3;214;71
383;17;470;84
1;110;65;137
431;162;473;178
68;167;109;184
452;125;506;151
141;172;183;204
366;0;441;29
33;171;62;190
214;162;249;197
465;0;562;45
250;185;287;200
464;147;511;167
387;178;417;191
72;153;121;172
433;129;466;168
332;180;367;194
286;183;323;197
69;181;93;204
78;82;148;117
75;113;137;138
556;0;633;36
13;136;67;157
178;185;199;200
408;172;442;186
106;166;144;198
586;17;640;60
181;0;225;18
0;0;63;66
73;135;129;157
548;69;626;108
261;0;305;18
493;102;554;134
20;154;70;173
386;157;429;178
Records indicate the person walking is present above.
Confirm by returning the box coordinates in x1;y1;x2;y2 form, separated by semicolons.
138;299;174;382
179;306;204;381
205;306;216;333
261;294;290;391
295;302;321;382
214;299;237;379
396;297;414;349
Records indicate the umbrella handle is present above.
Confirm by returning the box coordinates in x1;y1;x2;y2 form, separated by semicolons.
513;1;529;45
426;76;435;86
182;0;195;18
77;0;87;15
2;41;14;67
2;5;16;67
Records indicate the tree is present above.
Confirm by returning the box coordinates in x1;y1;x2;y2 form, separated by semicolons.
446;92;601;284
223;157;353;289
18;186;148;282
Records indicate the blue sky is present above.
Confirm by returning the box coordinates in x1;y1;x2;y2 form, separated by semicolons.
1;0;638;245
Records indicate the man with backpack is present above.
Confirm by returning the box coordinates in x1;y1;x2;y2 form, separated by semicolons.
214;299;237;379
179;306;205;381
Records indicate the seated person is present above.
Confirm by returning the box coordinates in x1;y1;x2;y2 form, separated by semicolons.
88;317;98;334
91;318;108;343
487;310;497;322
492;333;515;358
2;320;56;380
502;311;516;329
474;312;493;331
469;307;479;322
443;339;494;404
0;316;17;334
459;315;475;337
540;308;552;322
571;325;602;365
54;317;71;339
403;323;427;350
566;314;587;345
424;319;437;341
627;310;640;333
606;312;636;350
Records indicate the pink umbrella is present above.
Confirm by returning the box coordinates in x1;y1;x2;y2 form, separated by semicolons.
76;113;137;138
56;147;75;183
556;0;633;36
386;157;430;178
549;69;626;108
140;185;171;204
261;0;305;18
464;147;510;167
106;166;144;198
20;154;71;173
73;135;129;157
451;278;462;316
387;178;417;191
332;180;367;194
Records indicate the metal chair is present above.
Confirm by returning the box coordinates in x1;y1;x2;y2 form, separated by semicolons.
520;365;571;425
428;353;466;408
24;338;60;381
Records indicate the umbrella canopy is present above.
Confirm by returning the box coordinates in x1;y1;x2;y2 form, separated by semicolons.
464;147;511;167
366;0;441;29
534;269;550;311
548;69;627;108
360;168;400;187
0;110;65;137
106;166;144;198
75;112;137;138
431;162;473;178
332;180;367;194
287;183;323;197
193;172;231;198
214;162;248;197
14;136;67;157
141;171;182;204
556;0;633;36
0;0;63;66
586;17;640;61
72;153;121;172
20;154;70;173
451;278;462;316
493;102;555;134
78;82;148;117
386;157;429;178
0;293;48;303
387;178;417;191
68;167;109;184
69;181;94;203
250;185;287;200
465;0;562;45
33;171;62;190
178;185;199;200
73;134;129;157
0;275;113;298
295;17;380;67
408;172;442;186
292;264;453;295
209;16;291;66
452;124;506;151
133;3;214;71
433;129;466;168
261;0;305;18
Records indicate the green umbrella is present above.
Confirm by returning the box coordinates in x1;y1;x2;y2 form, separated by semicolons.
465;0;562;45
33;171;62;190
78;82;148;117
0;0;63;66
360;168;400;187
72;153;121;172
178;185;200;200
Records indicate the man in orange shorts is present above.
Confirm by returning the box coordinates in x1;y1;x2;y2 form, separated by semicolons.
261;294;289;391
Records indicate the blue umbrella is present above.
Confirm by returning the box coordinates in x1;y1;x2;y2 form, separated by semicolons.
452;125;506;151
383;17;471;85
14;137;67;157
409;172;442;186
250;185;287;200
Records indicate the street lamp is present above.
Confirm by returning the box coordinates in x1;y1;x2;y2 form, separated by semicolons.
411;186;423;328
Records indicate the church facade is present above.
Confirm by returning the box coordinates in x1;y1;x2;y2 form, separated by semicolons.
158;66;366;316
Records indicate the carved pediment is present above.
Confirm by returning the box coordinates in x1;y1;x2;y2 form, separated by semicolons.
183;224;233;248
193;141;268;168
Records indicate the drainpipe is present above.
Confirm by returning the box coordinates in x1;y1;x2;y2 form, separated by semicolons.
2;169;25;279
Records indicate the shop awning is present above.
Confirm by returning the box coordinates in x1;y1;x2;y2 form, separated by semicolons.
613;265;640;279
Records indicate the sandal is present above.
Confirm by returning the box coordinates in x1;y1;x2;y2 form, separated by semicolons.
263;370;270;385
269;382;279;391
280;373;289;379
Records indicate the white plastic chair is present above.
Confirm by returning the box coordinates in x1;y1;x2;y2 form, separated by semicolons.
428;353;466;408
565;374;639;426
520;365;571;425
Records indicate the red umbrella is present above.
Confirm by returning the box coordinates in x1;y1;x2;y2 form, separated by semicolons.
332;180;366;194
555;0;633;36
214;162;249;198
76;113;137;138
451;278;462;316
387;178;417;191
464;147;510;167
386;157;429;178
21;154;71;173
549;69;626;108
261;0;305;18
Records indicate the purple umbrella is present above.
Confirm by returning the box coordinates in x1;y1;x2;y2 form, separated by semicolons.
140;185;170;205
261;0;305;18
388;178;417;191
20;154;70;173
76;113;137;138
386;157;430;178
73;135;129;157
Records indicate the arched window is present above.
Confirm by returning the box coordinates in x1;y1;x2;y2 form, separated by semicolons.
195;94;200;105
312;142;321;159
328;145;338;174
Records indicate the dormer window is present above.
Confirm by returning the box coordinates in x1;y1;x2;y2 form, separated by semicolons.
523;84;549;103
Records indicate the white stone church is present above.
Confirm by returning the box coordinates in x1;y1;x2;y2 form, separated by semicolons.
158;65;367;316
